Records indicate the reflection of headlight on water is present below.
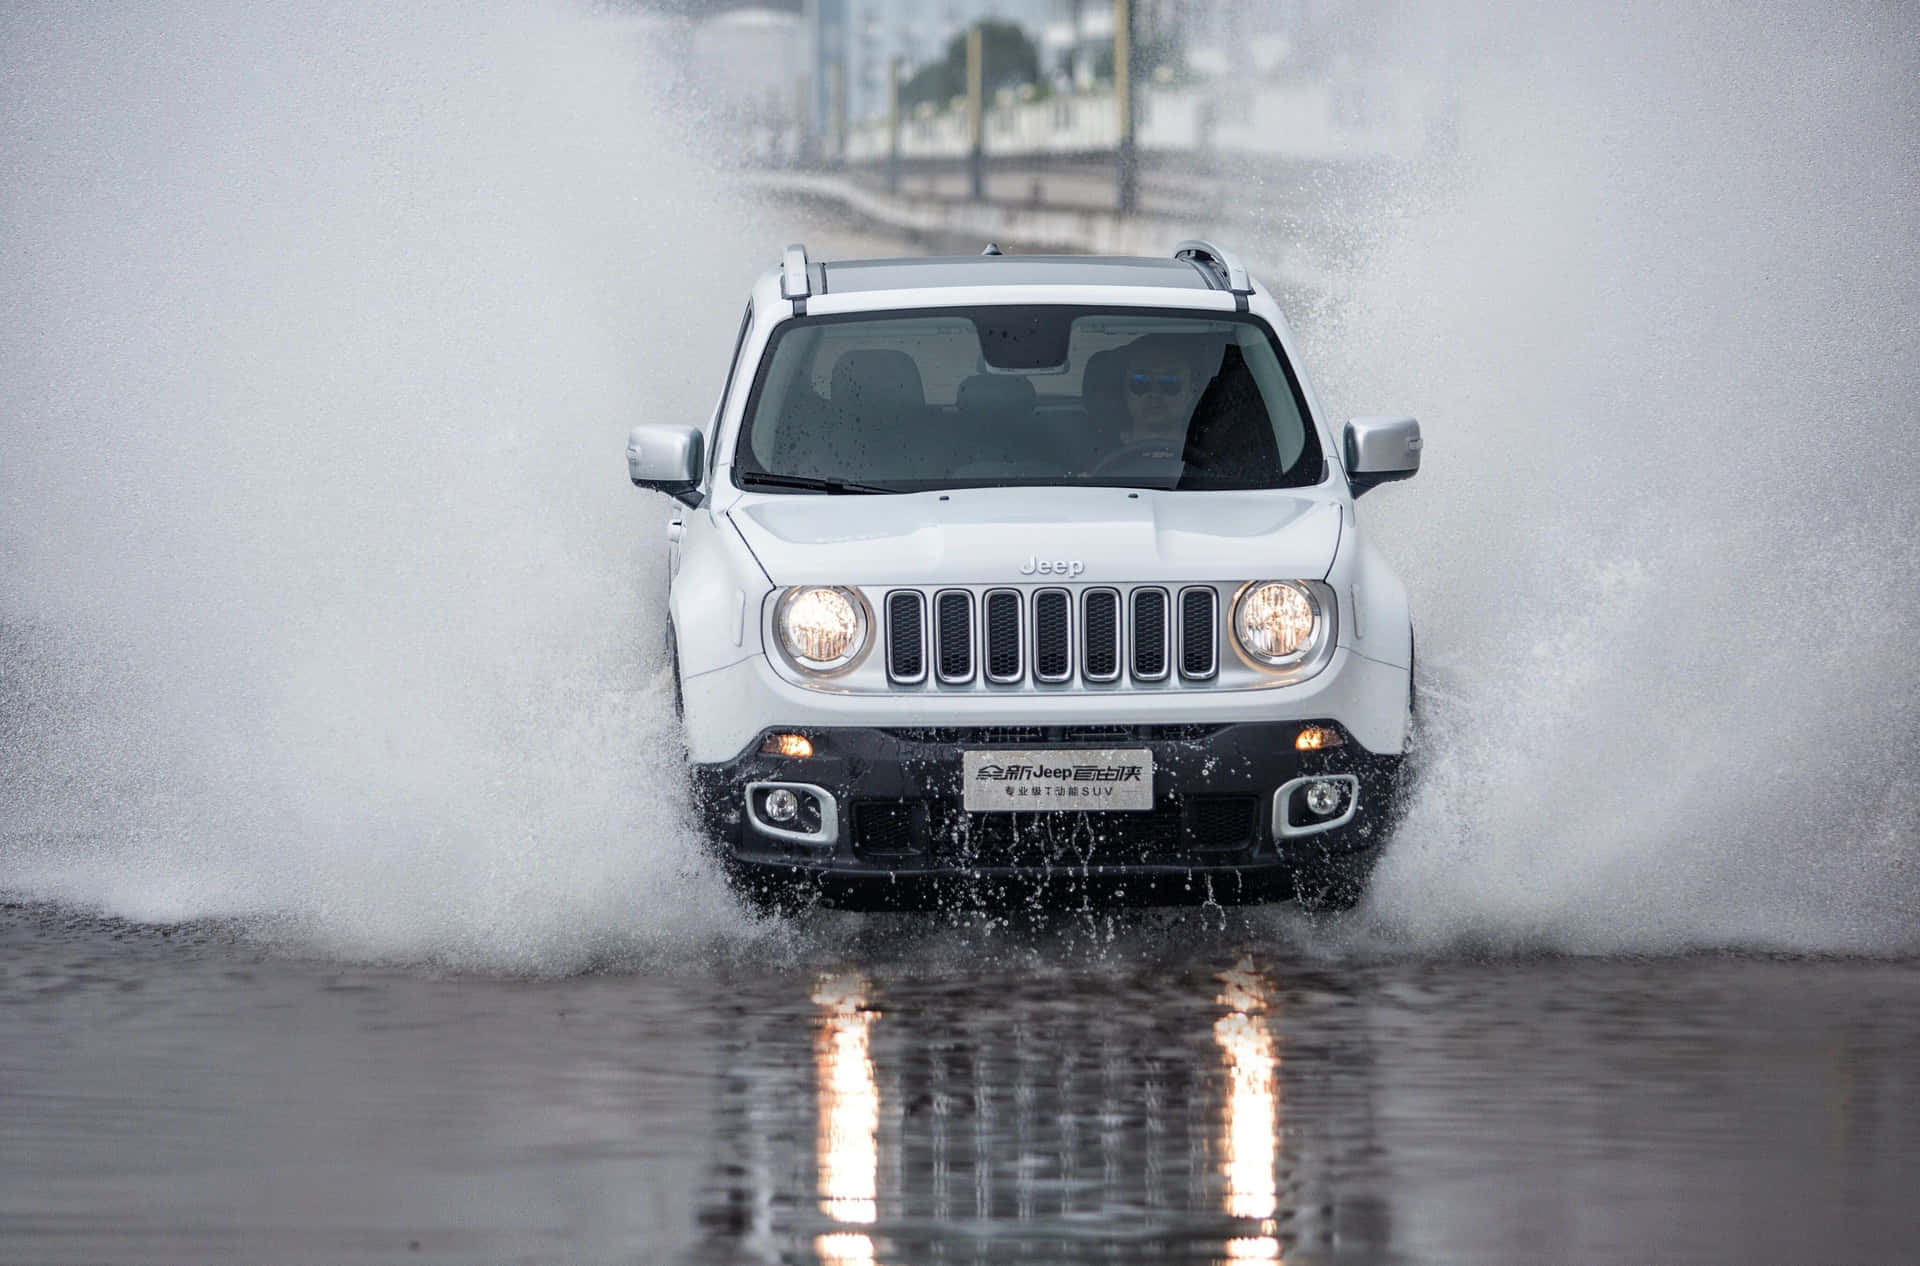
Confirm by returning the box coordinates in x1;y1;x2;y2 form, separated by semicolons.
815;1230;876;1265
1215;959;1281;1262
814;974;878;1264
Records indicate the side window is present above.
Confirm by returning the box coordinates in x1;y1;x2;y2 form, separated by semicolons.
708;302;753;481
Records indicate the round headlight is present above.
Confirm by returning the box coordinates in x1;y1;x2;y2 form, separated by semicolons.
777;586;868;672
1233;581;1320;666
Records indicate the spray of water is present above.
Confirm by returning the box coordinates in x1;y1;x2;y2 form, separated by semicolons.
0;0;790;968
1285;0;1920;953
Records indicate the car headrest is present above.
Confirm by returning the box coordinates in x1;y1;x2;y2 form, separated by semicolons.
955;373;1037;418
1081;348;1126;416
831;349;925;411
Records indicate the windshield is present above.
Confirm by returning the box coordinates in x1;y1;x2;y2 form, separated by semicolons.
733;306;1324;493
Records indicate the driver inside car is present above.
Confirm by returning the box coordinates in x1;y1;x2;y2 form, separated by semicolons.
1097;336;1216;475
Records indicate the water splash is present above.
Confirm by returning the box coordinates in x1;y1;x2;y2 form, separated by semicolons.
0;0;781;969
3;0;1913;968
1286;0;1920;953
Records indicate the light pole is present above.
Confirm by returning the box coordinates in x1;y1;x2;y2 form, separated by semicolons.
967;24;985;203
1114;0;1137;213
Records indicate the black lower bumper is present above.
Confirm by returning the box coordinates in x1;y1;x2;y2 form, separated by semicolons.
689;721;1404;908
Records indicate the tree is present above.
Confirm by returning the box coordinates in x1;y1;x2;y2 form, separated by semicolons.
898;20;1041;111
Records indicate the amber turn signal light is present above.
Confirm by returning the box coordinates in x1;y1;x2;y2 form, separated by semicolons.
1294;725;1345;752
760;732;815;759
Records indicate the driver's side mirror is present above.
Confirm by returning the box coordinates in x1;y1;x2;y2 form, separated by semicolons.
626;424;704;508
1344;416;1422;496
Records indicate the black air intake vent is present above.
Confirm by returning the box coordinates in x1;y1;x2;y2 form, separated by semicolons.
935;590;973;681
885;591;924;682
1033;590;1071;682
1082;589;1120;682
1131;588;1169;680
1179;587;1217;679
984;589;1022;682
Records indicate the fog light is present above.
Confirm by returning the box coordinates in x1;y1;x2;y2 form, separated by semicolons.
760;732;814;758
1295;725;1345;752
765;788;801;823
1303;780;1342;817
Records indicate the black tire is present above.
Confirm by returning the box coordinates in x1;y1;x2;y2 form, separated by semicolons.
664;621;685;719
1389;631;1420;827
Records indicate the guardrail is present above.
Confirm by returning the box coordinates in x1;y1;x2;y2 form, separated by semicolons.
841;79;1443;167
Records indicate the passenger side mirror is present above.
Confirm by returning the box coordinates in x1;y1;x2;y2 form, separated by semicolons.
626;424;705;508
1344;416;1422;496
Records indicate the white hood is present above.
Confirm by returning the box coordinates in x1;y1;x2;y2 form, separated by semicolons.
727;485;1342;586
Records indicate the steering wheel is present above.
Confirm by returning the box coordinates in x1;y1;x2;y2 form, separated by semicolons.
1088;439;1185;477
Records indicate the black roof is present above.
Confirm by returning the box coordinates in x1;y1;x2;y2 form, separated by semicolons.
819;255;1218;295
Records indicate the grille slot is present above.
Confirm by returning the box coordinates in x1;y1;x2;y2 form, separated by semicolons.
1178;587;1217;680
885;591;925;683
1131;588;1170;681
934;590;974;682
1033;589;1072;682
1186;796;1258;851
1081;589;1120;682
984;589;1023;683
851;801;922;856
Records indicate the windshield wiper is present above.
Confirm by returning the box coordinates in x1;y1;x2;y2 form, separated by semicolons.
737;472;897;495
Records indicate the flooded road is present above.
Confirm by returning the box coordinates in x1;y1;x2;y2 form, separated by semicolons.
6;904;1917;1264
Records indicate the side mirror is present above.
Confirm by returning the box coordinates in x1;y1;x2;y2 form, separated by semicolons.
1344;416;1422;496
626;424;704;507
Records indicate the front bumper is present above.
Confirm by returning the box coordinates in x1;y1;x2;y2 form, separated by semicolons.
677;645;1414;764
689;721;1403;906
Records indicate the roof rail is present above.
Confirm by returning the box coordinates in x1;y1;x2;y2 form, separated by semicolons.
1172;240;1252;296
780;243;810;300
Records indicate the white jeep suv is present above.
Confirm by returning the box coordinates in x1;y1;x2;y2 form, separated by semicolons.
628;242;1421;911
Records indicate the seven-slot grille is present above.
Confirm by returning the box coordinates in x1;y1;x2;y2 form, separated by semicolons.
885;585;1221;687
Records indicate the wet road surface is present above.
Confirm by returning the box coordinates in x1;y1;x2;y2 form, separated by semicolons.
4;903;1917;1264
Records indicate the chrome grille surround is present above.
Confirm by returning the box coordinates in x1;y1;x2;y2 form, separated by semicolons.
1177;586;1219;681
983;588;1023;684
885;590;926;684
933;589;975;683
1031;588;1073;683
1130;587;1171;682
1080;588;1121;683
764;581;1338;695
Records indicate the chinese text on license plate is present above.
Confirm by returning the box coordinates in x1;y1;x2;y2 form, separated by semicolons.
961;749;1155;812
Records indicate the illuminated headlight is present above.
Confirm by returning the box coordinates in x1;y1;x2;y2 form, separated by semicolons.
1232;581;1322;667
776;586;868;673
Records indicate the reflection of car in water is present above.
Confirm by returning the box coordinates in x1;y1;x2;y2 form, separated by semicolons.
688;963;1379;1263
627;241;1422;911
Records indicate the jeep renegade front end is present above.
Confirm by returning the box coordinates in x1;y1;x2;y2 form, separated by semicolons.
628;242;1422;911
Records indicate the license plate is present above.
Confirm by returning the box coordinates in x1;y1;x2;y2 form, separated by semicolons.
961;748;1154;812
